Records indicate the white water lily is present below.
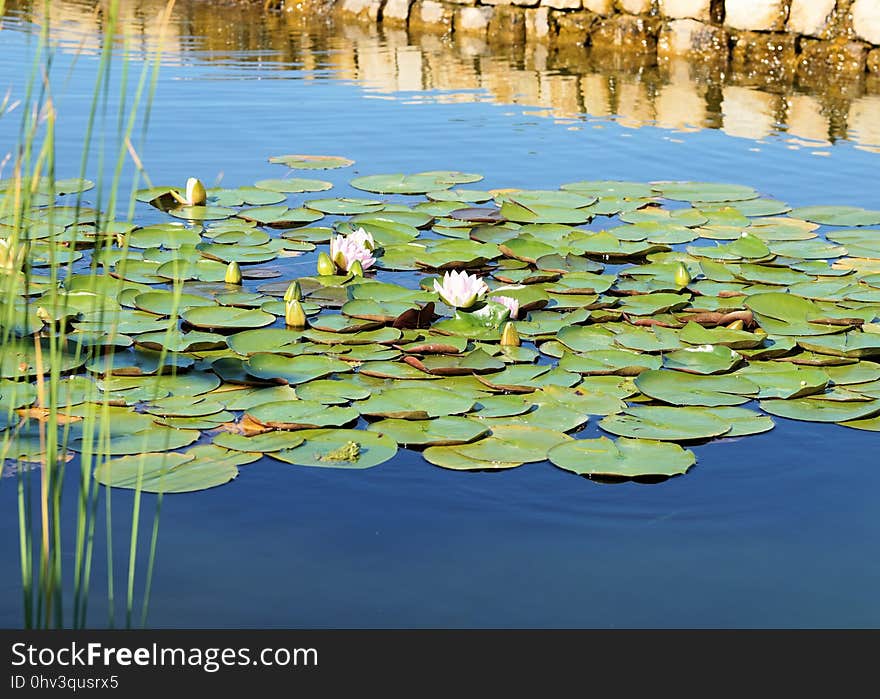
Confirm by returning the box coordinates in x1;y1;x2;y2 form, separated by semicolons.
433;270;488;309
489;295;519;319
329;233;375;272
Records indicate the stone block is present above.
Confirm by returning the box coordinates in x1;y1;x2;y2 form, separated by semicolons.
583;0;613;15
659;0;713;23
382;0;413;26
551;10;598;45
591;14;660;53
797;38;869;80
786;0;836;38
542;0;582;9
483;0;540;7
618;0;652;13
731;31;797;77
724;0;788;32
409;0;455;32
457;6;495;33
525;6;553;40
338;0;383;21
869;47;880;73
853;0;880;45
659;18;729;57
487;5;528;43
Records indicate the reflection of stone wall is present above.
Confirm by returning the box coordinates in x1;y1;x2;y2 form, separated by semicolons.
332;0;880;74
5;0;880;152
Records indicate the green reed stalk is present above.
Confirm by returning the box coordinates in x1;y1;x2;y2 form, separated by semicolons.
4;0;178;629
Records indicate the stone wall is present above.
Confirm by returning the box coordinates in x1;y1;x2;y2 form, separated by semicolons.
328;0;880;75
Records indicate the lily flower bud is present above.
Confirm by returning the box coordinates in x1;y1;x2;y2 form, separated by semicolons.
317;251;336;276
285;299;307;329
500;321;521;347
224;261;242;285
284;280;302;302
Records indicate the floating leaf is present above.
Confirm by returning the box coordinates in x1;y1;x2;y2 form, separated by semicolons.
599;406;731;441
269;428;397;469
549;437;695;478
269;154;354;170
368;417;489;446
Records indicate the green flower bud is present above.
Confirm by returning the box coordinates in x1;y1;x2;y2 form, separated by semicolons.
284;280;302;302
500;322;520;347
185;177;207;206
224;261;242;285
674;262;691;289
285;299;307;329
317;251;336;276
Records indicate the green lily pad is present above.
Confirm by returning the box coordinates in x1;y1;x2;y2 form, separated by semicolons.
212;431;306;453
549;437;695;478
635;370;757;406
356;386;475;419
351;171;482;195
269;154;354;169
663;345;743;375
653;182;758;203
368;417;489;446
423;425;571;470
182;306;275;330
599;406;731;441
759;396;880;423
246;400;359;429
788;206;880;227
246;353;352;385
94;445;257;493
254;178;333;193
269;428;397;469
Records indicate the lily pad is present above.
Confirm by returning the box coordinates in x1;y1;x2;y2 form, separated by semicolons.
599;406;732;441
269;154;354;170
549;437;695;479
368;417;489;446
269;428;397;469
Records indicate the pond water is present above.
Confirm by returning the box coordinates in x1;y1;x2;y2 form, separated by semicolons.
0;0;879;628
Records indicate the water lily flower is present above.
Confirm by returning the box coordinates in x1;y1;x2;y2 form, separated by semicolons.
433;270;488;310
489;295;519;319
329;234;375;273
347;226;376;251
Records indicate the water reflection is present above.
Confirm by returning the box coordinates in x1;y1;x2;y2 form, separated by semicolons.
3;0;880;152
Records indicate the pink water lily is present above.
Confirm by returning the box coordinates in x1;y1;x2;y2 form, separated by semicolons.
433;270;489;309
347;226;376;251
489;295;519;319
330;233;375;272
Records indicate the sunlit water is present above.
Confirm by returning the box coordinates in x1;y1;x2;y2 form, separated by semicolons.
0;0;878;628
